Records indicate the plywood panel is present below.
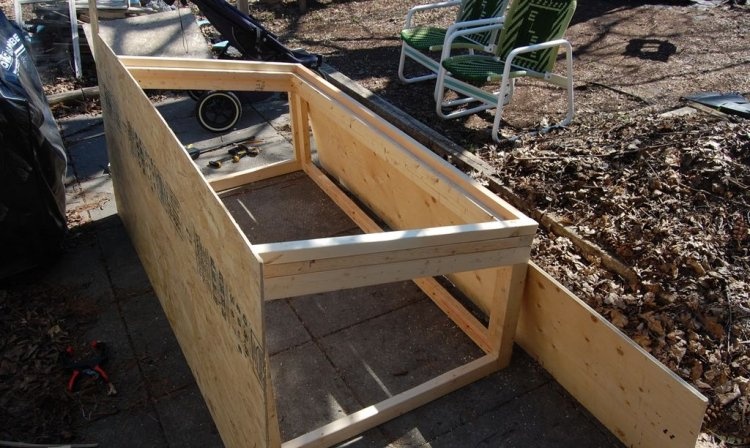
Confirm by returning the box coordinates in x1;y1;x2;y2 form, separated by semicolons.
516;263;708;448
298;78;530;315
94;36;272;448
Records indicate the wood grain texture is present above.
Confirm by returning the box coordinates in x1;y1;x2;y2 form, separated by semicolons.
94;37;273;447
517;263;708;448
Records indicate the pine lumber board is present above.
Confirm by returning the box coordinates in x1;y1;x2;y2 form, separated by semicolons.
281;354;500;448
516;263;708;448
209;159;301;193
124;65;292;93
255;220;535;265
264;245;532;300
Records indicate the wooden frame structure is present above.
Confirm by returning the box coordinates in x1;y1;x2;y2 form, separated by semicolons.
92;25;541;448
89;12;708;448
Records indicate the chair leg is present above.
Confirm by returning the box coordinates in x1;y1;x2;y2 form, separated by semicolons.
491;74;512;143
398;43;438;84
435;69;496;119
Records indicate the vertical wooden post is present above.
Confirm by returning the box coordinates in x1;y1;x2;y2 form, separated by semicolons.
88;0;99;59
289;90;312;165
487;263;529;367
266;357;281;447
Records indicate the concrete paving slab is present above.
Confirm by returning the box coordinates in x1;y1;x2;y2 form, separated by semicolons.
94;10;211;58
75;405;168;448
119;292;196;397
153;384;223;448
287;282;426;339
96;224;153;296
375;350;555;445
265;299;311;355
43;226;115;304
270;341;366;441
318;299;483;407
220;172;360;245
424;382;621;448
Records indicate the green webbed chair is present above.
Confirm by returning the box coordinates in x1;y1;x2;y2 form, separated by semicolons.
434;0;577;142
398;0;510;84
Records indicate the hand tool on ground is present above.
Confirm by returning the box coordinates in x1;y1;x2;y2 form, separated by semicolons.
208;144;261;168
62;340;117;396
186;136;260;160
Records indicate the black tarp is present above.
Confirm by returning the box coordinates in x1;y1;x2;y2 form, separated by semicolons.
0;11;67;279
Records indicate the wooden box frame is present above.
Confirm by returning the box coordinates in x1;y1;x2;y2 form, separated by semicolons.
92;26;542;447
89;14;709;448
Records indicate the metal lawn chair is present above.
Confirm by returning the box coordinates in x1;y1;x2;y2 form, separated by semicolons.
398;0;510;84
434;0;577;142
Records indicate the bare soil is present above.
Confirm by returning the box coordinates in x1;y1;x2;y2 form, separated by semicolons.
1;0;749;444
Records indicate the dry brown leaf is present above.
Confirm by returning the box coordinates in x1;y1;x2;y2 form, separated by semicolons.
609;309;629;329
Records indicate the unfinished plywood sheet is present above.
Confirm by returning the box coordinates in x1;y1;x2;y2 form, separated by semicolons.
517;263;708;448
93;35;271;447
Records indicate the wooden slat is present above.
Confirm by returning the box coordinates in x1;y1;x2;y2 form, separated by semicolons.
120;55;299;73
281;354;500;448
255;220;534;264
486;263;528;365
265;246;531;300
289;92;313;164
93;36;270;448
125;66;292;92
210;160;301;193
262;237;530;278
516;263;708;448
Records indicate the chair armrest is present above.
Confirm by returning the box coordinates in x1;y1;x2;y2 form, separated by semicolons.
404;0;462;28
428;16;505;51
438;21;506;61
446;15;505;33
490;39;573;81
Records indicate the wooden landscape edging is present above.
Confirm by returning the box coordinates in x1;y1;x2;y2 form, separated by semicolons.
91;25;707;448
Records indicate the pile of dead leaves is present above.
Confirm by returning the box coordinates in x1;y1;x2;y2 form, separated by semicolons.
484;108;750;440
0;284;101;444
